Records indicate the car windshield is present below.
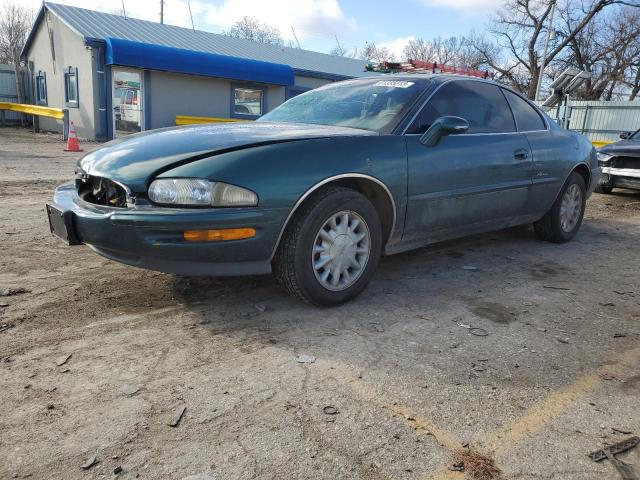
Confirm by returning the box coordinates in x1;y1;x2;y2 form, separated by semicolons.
632;129;640;140
258;79;426;132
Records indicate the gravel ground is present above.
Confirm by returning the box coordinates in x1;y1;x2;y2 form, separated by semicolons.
1;127;639;480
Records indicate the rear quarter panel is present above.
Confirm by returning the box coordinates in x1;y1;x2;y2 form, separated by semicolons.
525;128;595;216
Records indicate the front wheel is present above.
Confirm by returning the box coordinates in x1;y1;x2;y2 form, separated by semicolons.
274;187;382;306
534;172;586;243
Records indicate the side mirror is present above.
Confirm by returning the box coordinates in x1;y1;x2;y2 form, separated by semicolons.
620;131;632;140
419;116;469;146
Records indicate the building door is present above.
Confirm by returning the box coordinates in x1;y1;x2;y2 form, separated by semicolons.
112;69;143;137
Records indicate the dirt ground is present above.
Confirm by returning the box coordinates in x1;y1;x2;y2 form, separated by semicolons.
1;127;639;480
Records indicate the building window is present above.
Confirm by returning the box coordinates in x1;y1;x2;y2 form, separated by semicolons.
64;67;79;107
231;84;266;119
286;86;310;100
35;71;47;105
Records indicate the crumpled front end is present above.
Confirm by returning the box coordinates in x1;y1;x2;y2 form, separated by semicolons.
46;179;288;276
598;150;640;191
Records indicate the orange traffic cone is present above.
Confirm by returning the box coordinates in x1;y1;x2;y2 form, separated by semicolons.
64;121;83;152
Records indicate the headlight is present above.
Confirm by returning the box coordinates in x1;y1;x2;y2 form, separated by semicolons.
597;152;613;164
148;179;258;207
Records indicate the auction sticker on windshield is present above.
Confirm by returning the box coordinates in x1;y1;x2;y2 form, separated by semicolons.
373;81;415;88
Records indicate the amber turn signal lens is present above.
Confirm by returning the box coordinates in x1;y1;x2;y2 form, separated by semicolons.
183;228;256;242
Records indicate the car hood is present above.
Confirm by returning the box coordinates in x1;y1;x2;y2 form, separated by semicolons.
599;139;640;157
78;122;376;191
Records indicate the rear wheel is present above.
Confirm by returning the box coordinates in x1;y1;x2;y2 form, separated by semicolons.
274;187;382;306
534;172;586;243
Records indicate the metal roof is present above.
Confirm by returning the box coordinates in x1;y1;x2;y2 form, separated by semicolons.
29;2;370;79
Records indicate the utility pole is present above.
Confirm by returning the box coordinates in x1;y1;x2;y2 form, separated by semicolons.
535;1;556;101
160;0;164;24
291;26;301;49
188;1;195;31
121;0;127;19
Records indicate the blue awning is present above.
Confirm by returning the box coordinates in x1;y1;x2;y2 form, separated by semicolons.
105;37;294;86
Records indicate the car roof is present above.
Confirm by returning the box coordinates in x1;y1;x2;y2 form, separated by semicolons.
352;73;496;84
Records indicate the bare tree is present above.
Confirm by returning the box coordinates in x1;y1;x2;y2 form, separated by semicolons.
329;45;346;57
559;5;640;99
403;38;435;62
456;37;487;69
109;8;126;17
403;35;486;69
473;0;634;98
329;42;357;58
432;36;462;65
225;16;283;46
630;67;640;100
0;1;32;104
359;42;395;63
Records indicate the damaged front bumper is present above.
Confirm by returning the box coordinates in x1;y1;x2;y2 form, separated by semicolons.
46;183;287;276
599;167;640;191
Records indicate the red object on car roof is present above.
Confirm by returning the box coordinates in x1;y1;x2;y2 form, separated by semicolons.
370;59;493;79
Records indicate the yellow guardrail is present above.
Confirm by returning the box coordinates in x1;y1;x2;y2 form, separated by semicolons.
592;140;613;149
0;102;69;139
0;102;66;120
175;115;251;126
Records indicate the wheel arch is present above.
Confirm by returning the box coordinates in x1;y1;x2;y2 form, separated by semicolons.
269;174;397;261
572;162;591;190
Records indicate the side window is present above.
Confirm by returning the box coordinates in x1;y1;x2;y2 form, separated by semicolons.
407;81;516;134
35;71;47;105
502;89;546;131
64;66;79;107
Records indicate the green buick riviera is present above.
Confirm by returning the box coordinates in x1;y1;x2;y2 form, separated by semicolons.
47;75;600;305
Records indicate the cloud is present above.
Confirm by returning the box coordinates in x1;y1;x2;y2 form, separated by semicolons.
203;0;356;40
418;0;505;10
8;0;356;45
379;35;415;60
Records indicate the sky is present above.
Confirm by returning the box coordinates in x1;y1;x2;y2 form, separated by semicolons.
7;0;503;58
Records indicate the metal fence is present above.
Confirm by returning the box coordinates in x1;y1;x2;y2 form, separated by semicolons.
543;100;640;143
0;64;21;123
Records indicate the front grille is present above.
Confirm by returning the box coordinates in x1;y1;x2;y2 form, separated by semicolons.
76;175;128;208
611;156;640;170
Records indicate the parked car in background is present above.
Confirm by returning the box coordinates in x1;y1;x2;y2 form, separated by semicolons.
116;88;141;131
46;75;600;306
596;129;640;193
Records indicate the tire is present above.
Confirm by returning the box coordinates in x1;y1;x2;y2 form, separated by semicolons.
594;184;613;194
534;172;586;243
274;186;382;306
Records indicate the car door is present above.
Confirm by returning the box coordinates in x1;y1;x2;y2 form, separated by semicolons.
501;88;568;216
402;80;535;243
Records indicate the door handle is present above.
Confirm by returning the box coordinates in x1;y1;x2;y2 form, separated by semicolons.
514;149;529;160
